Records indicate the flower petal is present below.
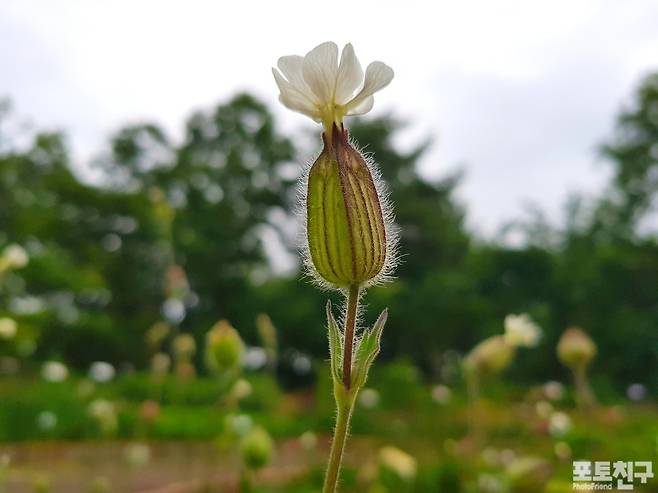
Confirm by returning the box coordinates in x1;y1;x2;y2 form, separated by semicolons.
335;43;363;104
346;96;374;116
277;56;311;95
272;68;319;120
302;41;339;104
346;61;394;113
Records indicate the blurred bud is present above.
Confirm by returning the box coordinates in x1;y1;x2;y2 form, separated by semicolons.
379;446;417;482
175;359;196;380
305;125;393;289
557;327;596;370
139;400;161;423
299;431;317;451
256;313;278;371
41;361;68;382
554;441;572;461
535;400;553;419
31;476;51;493
150;352;171;376
89;476;111;493
240;426;274;471
205;320;245;374
504;313;541;348
229;378;253;402
88;399;118;436
123;442;151;468
505;456;553;493
165;265;189;299
172;334;196;360
76;379;96;399
145;321;170;350
225;413;253;438
464;335;514;376
0;317;17;340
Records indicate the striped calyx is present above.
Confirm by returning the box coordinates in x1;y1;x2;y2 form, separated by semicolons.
306;125;386;288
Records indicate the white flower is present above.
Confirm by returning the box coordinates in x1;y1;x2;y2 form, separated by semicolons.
89;361;116;383
379;446;417;481
0;317;17;340
504;313;541;348
548;411;572;437
41;361;68;382
2;244;29;269
272;41;394;127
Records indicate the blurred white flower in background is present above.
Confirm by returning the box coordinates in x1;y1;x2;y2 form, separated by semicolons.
123;442;151;468
1;244;29;270
504;313;541;347
41;361;68;382
36;411;57;431
88;399;118;435
543;380;565;401
358;388;381;409
229;378;253;401
243;346;267;371
299;431;317;451
431;384;453;405
535;400;554;419
626;383;647;401
89;361;116;383
548;411;572;438
379;446;417;482
150;352;171;375
554;441;572;460
272;41;393;126
0;317;17;340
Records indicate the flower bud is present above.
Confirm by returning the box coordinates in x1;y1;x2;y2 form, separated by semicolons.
463;335;514;376
306;125;389;288
240;426;273;471
557;327;596;370
172;334;196;360
205;320;245;373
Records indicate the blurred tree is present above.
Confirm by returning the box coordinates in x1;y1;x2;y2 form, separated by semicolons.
594;72;658;238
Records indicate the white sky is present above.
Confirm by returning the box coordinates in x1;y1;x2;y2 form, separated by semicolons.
2;0;658;235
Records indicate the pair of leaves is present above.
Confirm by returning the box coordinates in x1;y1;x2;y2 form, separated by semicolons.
326;300;388;391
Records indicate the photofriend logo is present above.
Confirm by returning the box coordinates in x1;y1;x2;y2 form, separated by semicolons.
572;461;654;490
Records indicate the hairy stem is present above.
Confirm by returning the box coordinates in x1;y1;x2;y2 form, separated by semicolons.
342;284;360;389
323;284;360;493
322;389;356;493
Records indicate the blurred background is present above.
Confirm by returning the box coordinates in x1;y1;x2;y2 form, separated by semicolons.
1;1;657;492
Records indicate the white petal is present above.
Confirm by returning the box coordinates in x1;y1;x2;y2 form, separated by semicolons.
277;56;311;95
335;43;363;104
346;61;394;113
272;68;319;119
302;41;339;103
346;96;374;116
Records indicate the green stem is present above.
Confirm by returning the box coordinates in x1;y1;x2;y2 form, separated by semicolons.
322;391;356;493
323;284;360;493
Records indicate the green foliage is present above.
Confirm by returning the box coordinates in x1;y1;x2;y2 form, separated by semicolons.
1;75;657;390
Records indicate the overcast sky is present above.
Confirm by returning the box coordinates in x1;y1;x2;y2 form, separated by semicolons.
2;0;658;235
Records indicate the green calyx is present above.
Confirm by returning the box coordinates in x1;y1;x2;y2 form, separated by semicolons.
307;125;387;288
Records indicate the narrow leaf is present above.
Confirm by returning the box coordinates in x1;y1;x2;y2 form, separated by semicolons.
326;300;343;382
352;308;388;388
